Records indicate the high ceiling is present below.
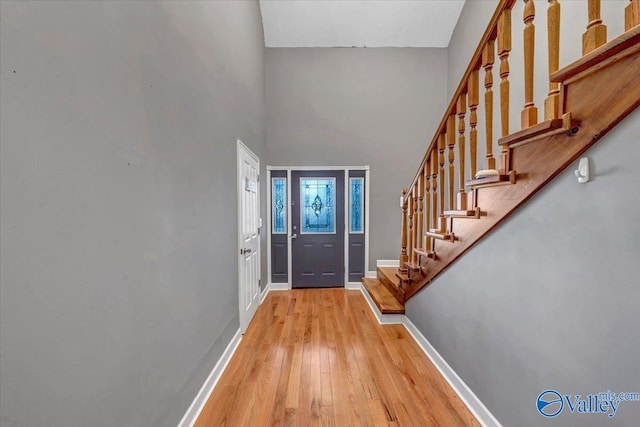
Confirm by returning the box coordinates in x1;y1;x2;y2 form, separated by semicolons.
259;0;466;48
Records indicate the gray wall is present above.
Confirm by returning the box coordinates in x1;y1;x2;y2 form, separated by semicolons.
265;48;447;267
408;1;640;426
0;1;265;426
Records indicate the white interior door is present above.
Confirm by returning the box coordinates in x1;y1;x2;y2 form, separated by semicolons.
237;140;260;333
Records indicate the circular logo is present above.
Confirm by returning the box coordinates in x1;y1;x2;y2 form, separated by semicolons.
537;389;564;417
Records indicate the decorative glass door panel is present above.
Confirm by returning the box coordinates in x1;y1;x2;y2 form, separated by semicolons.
349;177;364;234
272;177;287;234
291;171;344;288
300;178;336;234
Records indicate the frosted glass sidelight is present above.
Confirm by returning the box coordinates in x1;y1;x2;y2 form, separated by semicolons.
272;177;287;234
349;178;364;233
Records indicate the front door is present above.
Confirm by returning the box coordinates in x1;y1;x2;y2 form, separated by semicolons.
291;171;344;288
237;141;260;333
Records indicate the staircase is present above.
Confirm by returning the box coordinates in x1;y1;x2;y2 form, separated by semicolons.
363;0;640;313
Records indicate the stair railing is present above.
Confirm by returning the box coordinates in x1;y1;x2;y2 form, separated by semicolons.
398;0;640;280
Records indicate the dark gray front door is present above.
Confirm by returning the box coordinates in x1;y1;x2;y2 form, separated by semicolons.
291;171;344;288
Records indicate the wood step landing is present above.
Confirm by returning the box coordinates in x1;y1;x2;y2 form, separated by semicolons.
361;277;405;314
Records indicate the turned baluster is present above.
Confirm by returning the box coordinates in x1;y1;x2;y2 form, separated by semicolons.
545;0;561;120
437;134;447;232
412;187;418;263
399;188;408;274
522;0;538;128
498;7;512;174
469;69;479;180
483;39;496;171
427;154;444;246
407;190;414;266
425;156;432;251
456;93;468;210
447;115;456;211
627;0;640;30
583;0;607;55
416;171;428;258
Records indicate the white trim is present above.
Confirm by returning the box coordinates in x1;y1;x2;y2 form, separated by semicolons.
266;170;272;288
268;165;370;171
376;259;399;267
269;282;290;291
260;282;291;304
177;329;242;427
260;284;270;303
402;317;502;427
364;168;370;275
343;170;349;285
345;281;362;290
286;169;292;288
366;270;377;278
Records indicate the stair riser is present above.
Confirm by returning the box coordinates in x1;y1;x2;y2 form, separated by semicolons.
377;268;405;304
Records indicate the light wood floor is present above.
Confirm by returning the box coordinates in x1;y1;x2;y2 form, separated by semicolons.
195;289;480;426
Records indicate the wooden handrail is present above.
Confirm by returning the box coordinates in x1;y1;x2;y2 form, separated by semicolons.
403;0;517;202
383;0;640;310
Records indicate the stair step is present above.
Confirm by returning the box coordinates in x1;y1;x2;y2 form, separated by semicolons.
404;261;423;272
377;266;405;304
498;113;576;148
443;207;481;219
361;277;405;314
466;170;516;189
414;247;437;260
425;230;457;242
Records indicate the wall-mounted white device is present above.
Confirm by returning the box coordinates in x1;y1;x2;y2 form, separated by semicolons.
574;157;589;183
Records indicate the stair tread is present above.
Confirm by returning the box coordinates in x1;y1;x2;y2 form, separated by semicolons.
361;277;405;314
443;207;481;218
404;261;422;271
466;171;515;188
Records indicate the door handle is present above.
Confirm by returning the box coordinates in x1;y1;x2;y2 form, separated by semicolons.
240;248;252;255
290;234;297;239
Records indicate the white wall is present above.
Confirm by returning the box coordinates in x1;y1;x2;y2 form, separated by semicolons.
0;1;265;426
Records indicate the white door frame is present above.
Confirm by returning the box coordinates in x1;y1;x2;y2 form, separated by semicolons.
237;140;261;333
266;165;370;289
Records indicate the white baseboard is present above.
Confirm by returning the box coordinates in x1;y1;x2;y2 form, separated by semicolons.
366;270;377;278
261;283;290;303
401;317;502;427
269;283;290;291
177;329;242;427
345;282;362;290
376;259;399;267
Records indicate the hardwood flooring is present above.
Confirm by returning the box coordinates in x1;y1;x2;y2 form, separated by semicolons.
195;289;480;427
